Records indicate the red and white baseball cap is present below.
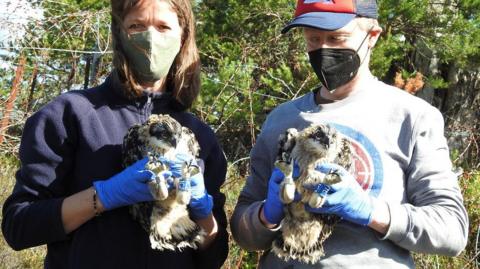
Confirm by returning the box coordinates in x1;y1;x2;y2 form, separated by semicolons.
282;0;378;33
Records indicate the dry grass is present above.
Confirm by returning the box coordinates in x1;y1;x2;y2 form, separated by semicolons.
412;170;480;269
221;163;261;269
0;155;45;269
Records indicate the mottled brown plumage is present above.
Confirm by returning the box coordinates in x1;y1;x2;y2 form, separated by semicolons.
122;114;205;251
273;124;354;264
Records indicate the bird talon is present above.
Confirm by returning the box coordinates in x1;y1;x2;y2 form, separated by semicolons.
280;181;296;204
308;192;325;208
149;174;169;201
176;179;191;204
308;184;330;208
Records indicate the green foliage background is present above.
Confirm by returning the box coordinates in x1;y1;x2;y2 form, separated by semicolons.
0;0;479;268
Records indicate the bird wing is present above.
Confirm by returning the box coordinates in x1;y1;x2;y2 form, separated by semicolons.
122;124;145;167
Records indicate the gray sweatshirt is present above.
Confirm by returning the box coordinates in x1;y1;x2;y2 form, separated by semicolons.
230;80;468;268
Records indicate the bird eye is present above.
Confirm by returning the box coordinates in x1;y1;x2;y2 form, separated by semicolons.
149;124;166;138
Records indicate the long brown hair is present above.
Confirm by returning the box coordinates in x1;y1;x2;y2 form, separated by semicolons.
110;0;200;109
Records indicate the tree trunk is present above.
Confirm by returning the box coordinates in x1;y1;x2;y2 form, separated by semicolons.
89;48;103;86
410;39;479;167
83;54;91;90
26;63;38;113
443;68;480;167
64;58;78;93
0;56;26;145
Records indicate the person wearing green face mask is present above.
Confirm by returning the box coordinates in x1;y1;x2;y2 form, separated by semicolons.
120;24;181;84
118;1;182;91
1;0;229;268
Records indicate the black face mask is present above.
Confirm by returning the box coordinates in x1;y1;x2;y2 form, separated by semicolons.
308;31;371;91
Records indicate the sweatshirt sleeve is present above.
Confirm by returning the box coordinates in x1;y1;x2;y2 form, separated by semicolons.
1;97;77;250
230;134;281;251
193;131;229;269
382;107;469;256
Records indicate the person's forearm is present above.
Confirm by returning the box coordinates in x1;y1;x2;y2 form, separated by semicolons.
61;187;105;234
195;213;218;249
368;199;390;235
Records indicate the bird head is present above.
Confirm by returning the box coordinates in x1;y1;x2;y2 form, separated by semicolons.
145;114;182;151
304;124;339;155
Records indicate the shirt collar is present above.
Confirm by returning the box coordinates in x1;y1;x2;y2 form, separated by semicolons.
106;71;187;111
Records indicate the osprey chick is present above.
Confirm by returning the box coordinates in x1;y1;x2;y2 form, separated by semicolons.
272;123;354;264
122;114;205;251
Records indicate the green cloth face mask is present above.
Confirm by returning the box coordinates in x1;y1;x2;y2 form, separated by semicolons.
120;28;181;83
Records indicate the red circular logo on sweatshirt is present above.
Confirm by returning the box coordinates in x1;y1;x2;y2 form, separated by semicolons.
331;123;383;197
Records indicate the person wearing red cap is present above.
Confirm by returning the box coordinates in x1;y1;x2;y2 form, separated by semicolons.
230;0;468;267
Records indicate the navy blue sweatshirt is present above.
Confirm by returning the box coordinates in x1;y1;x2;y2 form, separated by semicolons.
1;74;229;269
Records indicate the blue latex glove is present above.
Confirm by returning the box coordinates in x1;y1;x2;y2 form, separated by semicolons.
304;163;374;226
189;172;213;220
162;153;213;220
93;158;156;210
263;163;300;225
263;168;286;225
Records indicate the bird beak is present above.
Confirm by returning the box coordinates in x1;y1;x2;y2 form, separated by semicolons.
170;137;177;148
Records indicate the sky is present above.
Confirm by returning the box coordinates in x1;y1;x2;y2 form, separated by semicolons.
0;0;43;54
0;0;43;68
